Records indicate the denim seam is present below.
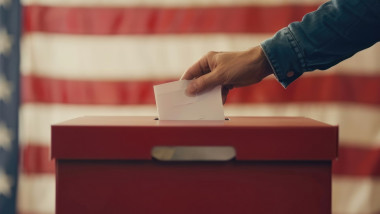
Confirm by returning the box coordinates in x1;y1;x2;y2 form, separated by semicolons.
284;28;307;72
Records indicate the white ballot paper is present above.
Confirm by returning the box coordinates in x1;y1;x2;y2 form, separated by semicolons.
154;80;225;120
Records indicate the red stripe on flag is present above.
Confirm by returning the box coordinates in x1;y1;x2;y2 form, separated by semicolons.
21;143;380;176
23;5;318;34
22;74;380;105
21;144;55;174
21;75;166;105
333;146;380;177
228;74;380;105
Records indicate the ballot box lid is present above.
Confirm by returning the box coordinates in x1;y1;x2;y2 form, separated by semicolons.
51;116;338;161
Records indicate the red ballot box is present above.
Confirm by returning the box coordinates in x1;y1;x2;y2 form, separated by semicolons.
52;116;338;214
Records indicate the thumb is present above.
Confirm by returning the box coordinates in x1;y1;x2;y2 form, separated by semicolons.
186;72;221;96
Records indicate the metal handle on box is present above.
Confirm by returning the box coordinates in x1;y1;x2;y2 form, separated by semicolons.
151;146;236;161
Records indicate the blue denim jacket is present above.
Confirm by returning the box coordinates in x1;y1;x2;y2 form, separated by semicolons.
261;0;380;88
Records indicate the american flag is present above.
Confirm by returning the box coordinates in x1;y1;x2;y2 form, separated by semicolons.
1;0;379;213
0;0;20;213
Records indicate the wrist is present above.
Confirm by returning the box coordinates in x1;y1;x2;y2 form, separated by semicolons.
258;46;274;77
247;46;274;80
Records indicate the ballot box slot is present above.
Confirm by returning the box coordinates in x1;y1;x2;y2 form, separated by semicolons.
151;146;236;161
154;117;230;120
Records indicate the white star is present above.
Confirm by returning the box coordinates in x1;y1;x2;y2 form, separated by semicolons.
0;169;13;198
0;74;12;103
0;0;11;7
0;28;13;55
0;122;12;152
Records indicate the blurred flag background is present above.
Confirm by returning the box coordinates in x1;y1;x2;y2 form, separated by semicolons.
0;0;379;213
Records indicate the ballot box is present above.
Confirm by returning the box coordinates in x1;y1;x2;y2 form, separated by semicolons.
51;116;338;214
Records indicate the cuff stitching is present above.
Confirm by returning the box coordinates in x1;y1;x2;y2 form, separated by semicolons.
284;28;307;72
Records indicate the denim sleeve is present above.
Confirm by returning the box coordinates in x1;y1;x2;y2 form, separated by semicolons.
261;0;380;88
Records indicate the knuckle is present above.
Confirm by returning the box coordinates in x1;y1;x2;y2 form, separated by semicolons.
207;51;218;56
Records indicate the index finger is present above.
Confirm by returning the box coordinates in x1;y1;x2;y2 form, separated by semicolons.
180;52;213;80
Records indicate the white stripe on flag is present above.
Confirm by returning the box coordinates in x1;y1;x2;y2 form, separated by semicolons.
21;0;327;7
333;176;380;214
19;103;158;146
19;103;380;147
226;103;380;148
17;174;55;214
21;34;380;80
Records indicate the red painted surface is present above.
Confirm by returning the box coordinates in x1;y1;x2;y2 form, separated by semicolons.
51;116;338;160
21;143;380;176
56;160;331;214
52;116;337;214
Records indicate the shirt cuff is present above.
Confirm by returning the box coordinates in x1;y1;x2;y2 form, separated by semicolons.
260;27;306;88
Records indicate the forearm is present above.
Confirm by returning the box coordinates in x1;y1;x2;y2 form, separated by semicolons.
261;0;380;88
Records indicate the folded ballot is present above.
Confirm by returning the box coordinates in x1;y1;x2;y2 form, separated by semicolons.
154;80;225;120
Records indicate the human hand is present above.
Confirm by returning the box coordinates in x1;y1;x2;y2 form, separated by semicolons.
181;45;273;103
